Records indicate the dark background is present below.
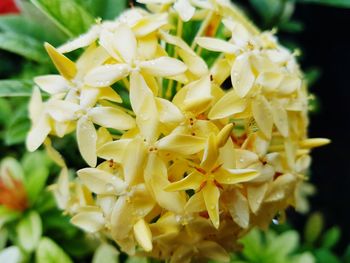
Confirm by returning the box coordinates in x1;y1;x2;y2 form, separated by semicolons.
294;4;350;249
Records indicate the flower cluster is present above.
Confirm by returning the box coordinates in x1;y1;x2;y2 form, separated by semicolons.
27;2;329;262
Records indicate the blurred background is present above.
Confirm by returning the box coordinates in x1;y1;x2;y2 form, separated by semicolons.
0;0;349;262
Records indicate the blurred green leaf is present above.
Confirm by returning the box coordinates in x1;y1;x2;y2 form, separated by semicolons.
321;227;340;249
0;32;48;63
75;0;128;20
314;249;341;263
36;237;73;263
343;244;350;263
92;243;120;263
0;80;33;97
30;0;95;37
240;228;263;261
0;206;20;229
5;104;30;146
265;231;299;259
0;98;11;125
23;164;50;205
125;257;149;263
16;211;42;252
297;0;350;8
249;0;283;24
304;212;324;245
279;20;304;33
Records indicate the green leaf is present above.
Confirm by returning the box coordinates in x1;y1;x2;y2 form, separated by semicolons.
266;231;299;258
0;206;21;228
0;228;8;250
0;98;11;125
314;249;341;263
279;20;304;33
16;211;42;252
0;80;33;97
5;104;31;146
125;257;149;263
240;228;264;261
75;0;127;19
92;243;120;263
0;32;48;63
30;0;95;37
36;237;73;263
321;227;341;249
249;0;283;23
343;244;350;263
304;212;324;245
24;164;49;204
297;0;350;8
0;246;23;263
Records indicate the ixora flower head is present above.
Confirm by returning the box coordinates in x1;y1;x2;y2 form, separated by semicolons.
27;2;329;262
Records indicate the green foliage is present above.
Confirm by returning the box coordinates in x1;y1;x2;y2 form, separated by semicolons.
36;237;73;263
297;0;350;8
16;211;42;252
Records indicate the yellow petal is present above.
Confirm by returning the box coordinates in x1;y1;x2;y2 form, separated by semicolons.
97;139;131;163
88;107;135;130
215;168;258;184
227;189;249;228
256;72;283;93
139;57;187;77
71;209;105;233
271;99;289;137
208;89;246;119
202;182;220;229
177;48;208;77
77;116;97;167
77;168;127;194
44;42;77;80
164;171;203;192
145;154;186;213
156;134;206;155
299;138;331;149
138;33;158;60
278;75;301;95
133;219;153;252
196;37;239;54
122;137;147;185
198;241;230;263
247;183;268;214
98;86;123;103
44;138;66;167
210;58;231;85
132;13;168;37
201;133;218;171
156;98;184;125
235;149;259;168
185;192;206;213
84;64;130;87
110;196;134;240
129;71;159;142
216;123;234;148
252;95;273;139
265;173;296;202
231;53;255;97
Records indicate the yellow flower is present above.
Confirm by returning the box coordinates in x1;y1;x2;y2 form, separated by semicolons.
27;1;330;262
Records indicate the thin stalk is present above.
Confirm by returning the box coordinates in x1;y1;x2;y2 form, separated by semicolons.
190;11;214;49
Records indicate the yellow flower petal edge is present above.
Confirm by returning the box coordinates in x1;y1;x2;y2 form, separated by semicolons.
27;2;329;262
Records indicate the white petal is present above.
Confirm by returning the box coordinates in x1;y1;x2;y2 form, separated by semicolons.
46;100;79;122
133;219;153;252
71;209;105;233
84;64;130;87
196;37;239;54
139;57;187;77
231;53;255;97
26;115;51;152
77;116;97;167
156;98;184;124
28;86;43;123
113;23;137;63
174;0;196;22
252;95;273;139
271;99;289;137
34;75;69;95
88;107;135;130
131;13;168;37
97;139;131;163
58;25;100;53
208;89;246;119
177;48;208;77
78;168;127;194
